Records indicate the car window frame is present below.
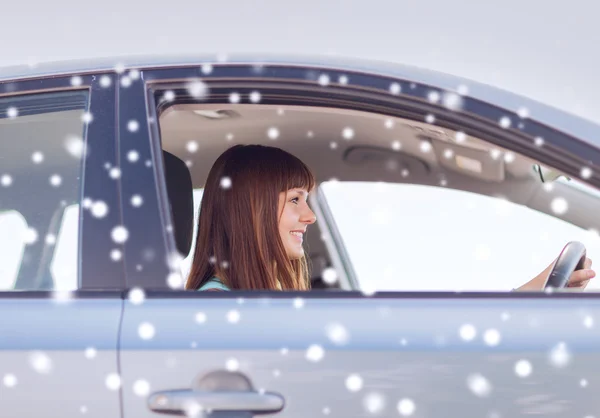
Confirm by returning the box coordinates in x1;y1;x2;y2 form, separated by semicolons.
126;62;600;292
0;71;124;291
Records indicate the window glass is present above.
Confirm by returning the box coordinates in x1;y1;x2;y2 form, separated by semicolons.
0;91;89;290
321;181;600;292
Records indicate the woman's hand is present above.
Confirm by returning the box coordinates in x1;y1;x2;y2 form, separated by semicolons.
516;257;595;291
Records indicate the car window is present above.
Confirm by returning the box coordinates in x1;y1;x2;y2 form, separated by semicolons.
180;188;204;279
320;181;600;292
0;90;89;290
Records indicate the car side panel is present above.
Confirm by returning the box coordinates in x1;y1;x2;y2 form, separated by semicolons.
0;295;123;418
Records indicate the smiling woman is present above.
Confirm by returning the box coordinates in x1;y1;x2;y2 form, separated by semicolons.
185;144;316;291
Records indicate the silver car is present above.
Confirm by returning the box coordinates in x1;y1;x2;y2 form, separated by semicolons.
1;55;600;417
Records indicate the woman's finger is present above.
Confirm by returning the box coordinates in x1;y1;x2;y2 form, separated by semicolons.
567;269;596;285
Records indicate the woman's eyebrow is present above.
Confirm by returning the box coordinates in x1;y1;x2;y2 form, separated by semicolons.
293;189;309;197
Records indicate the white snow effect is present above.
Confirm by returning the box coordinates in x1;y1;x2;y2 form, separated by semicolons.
131;195;143;207
581;167;593;179
397;398;416;416
428;91;440;103
225;358;240;371
503;152;515;163
105;373;122;390
201;63;213;74
584;315;594;328
111;226;129;244
127;120;139;133
186;141;199;155
24;227;38;245
384;118;395;129
65;135;87;159
580;379;588;388
363;392;385;414
108;167;121;180
499;116;511;129
455;131;467;142
490;149;502;160
167;272;184;289
113;63;125;74
7;107;18;118
138;322;156;340
195;312;207;324
457;84;469;95
483;329;501;346
326;322;350;345
110;249;122;261
3;374;17;388
345;374;363;391
443;92;464;111
133;379;150;396
128;287;145;305
80;405;88;414
517;107;530;119
277;108;285;116
49;174;62;187
339;75;349;85
128;69;140;80
322;267;338;285
186;80;209;99
323;407;331;415
459;324;477;341
294;297;305;308
280;347;289;355
127;150;139;163
81;112;93;124
392;140;402;151
467;373;492;397
100;75;112;88
267;127;280;140
273;369;281;377
443;149;454;159
32;151;44;164
425;114;435;124
45;234;56;245
306;344;325;362
535;136;545;146
342;127;355;140
330;142;338;149
1;174;13;187
91;201;109;218
549;342;571;368
515;359;532;377
29;351;52;374
419;141;432;153
229;92;241;104
220;176;232;189
250;91;262;103
227;310;241;323
550;197;568;215
163;91;176;102
389;82;401;95
120;76;132;88
501;312;510;322
318;74;330;86
226;133;234;141
71;76;83;87
84;347;97;359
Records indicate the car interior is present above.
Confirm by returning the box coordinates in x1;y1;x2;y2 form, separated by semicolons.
157;103;600;290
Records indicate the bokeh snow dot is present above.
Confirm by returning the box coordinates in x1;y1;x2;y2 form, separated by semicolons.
226;358;240;371
294;298;305;308
515;359;532;377
32;151;44;164
7;107;18;118
227;310;241;323
110;249;122;261
229;92;241;103
138;322;155;340
186;80;209;99
111;226;129;244
131;195;143;207
250;91;261;103
167;273;184;289
342;127;354;140
326;322;350;345
345;374;363;392
551;197;568;215
363;392;386;414
1;174;13;187
29;351;52;374
84;347;97;359
397;399;415;416
195;312;207;323
581;167;593;179
549;342;571;368
459;324;477;341
220;176;232;189
127;120;139;132
133;379;150;396
127;150;139;163
128;287;145;305
267;127;280;140
425;114;435;124
322;267;338;285
91;201;109;218
483;329;501;346
50;175;62;187
306;344;325;362
389;83;401;95
3;374;17;387
467;373;492;397
499;116;511;129
105;373;121;390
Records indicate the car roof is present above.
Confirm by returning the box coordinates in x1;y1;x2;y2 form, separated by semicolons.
2;53;600;148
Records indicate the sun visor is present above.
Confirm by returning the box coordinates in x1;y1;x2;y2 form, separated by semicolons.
343;146;431;178
430;138;505;182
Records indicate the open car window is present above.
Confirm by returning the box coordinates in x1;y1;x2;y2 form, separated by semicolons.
320;180;600;292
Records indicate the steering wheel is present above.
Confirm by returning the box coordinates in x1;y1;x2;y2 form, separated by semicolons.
544;241;587;289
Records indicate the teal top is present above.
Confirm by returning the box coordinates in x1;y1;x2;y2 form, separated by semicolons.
198;277;231;291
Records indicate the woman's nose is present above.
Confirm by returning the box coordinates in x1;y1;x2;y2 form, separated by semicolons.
302;207;317;224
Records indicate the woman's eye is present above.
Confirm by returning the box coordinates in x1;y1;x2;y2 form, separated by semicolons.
290;197;299;204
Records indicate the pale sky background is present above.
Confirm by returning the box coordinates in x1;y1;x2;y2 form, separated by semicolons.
3;0;600;291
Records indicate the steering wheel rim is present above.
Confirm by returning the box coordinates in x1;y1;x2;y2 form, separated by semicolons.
544;241;587;289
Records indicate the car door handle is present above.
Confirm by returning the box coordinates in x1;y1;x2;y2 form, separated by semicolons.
147;389;285;415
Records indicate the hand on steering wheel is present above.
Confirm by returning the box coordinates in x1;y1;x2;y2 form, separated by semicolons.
544;241;594;290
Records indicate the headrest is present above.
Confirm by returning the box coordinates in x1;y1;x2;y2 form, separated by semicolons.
163;150;194;256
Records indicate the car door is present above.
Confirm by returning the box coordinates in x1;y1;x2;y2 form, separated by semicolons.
0;70;124;417
117;58;600;418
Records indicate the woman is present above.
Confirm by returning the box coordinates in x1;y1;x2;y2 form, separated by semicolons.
185;144;595;292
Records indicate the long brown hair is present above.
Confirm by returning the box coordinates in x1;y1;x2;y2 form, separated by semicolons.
186;144;316;291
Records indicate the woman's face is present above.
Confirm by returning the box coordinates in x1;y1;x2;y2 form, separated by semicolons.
278;188;317;259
